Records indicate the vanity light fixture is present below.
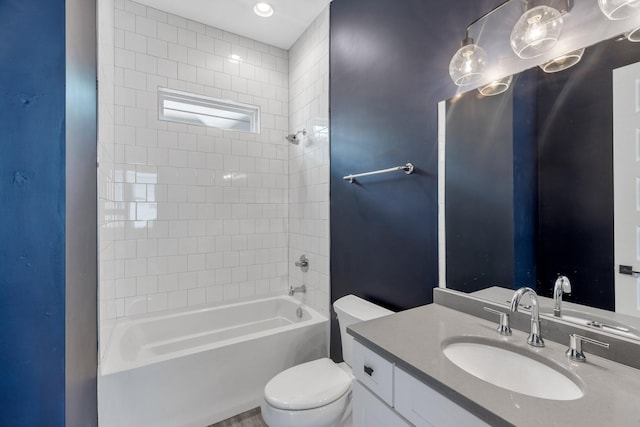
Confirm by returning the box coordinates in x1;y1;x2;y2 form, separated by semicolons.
253;2;274;18
449;38;488;86
450;0;577;87
539;47;585;72
510;1;571;59
598;0;640;20
448;0;515;86
478;75;514;96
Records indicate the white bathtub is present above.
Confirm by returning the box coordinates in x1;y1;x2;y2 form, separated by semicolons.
98;296;328;427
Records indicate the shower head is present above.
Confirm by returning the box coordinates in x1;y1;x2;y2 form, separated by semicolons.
285;129;307;145
285;134;299;144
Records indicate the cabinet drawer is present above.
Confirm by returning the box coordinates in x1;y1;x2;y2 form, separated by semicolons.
352;380;411;427
394;367;490;427
352;340;395;406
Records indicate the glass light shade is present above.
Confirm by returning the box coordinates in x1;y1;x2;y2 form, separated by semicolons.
510;5;563;59
625;26;640;41
449;44;488;86
598;0;640;20
539;48;585;73
478;75;513;96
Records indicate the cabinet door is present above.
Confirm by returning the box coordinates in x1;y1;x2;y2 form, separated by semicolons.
352;381;411;427
352;340;395;406
394;367;490;427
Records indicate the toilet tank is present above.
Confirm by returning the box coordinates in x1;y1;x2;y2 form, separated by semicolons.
333;295;394;367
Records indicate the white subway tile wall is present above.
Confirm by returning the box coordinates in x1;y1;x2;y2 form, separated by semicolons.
100;0;292;321
288;9;330;315
98;1;330;339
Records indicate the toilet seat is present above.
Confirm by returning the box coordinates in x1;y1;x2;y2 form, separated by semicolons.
264;358;352;410
261;389;351;427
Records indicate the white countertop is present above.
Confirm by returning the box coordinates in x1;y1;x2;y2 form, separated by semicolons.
348;303;640;427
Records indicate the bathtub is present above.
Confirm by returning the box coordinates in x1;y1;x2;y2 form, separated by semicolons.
98;296;328;427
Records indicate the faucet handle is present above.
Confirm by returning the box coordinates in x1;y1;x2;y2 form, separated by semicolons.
484;307;512;336
295;255;309;272
566;334;609;362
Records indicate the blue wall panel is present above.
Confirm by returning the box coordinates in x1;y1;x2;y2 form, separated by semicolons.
0;0;66;425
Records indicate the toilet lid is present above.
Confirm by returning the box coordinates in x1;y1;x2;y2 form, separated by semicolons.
264;358;352;410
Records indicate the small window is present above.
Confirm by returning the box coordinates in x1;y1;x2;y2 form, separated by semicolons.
158;87;260;133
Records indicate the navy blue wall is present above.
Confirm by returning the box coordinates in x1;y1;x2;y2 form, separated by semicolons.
0;0;66;424
329;0;502;360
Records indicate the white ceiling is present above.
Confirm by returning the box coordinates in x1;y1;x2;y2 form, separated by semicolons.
134;0;331;50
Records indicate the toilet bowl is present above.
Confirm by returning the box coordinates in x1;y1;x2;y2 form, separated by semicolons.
261;358;353;427
261;295;393;427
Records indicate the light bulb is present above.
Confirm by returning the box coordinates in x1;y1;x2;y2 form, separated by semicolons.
449;42;488;86
598;0;640;20
525;15;547;46
511;5;563;59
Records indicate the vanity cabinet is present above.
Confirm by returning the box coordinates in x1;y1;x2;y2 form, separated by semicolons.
352;340;410;427
352;340;489;427
394;367;489;427
352;381;411;427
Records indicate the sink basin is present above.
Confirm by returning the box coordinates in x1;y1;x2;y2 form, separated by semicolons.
442;339;583;400
543;309;640;340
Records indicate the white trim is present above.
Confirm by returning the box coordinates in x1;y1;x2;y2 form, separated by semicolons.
438;100;447;288
157;87;260;133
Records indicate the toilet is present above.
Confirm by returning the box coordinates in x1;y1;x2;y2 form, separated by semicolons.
261;295;394;427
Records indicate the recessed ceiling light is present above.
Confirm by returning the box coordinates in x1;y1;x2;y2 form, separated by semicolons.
253;2;274;18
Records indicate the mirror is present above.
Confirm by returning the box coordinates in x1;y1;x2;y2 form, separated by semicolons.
439;25;640;338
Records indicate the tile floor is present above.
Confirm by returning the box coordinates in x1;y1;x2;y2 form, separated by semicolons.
210;408;268;427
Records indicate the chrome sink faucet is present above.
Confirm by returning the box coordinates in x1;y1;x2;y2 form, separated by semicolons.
553;275;572;317
510;287;544;347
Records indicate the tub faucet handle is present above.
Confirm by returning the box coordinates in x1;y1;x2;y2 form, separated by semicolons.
295;255;309;272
